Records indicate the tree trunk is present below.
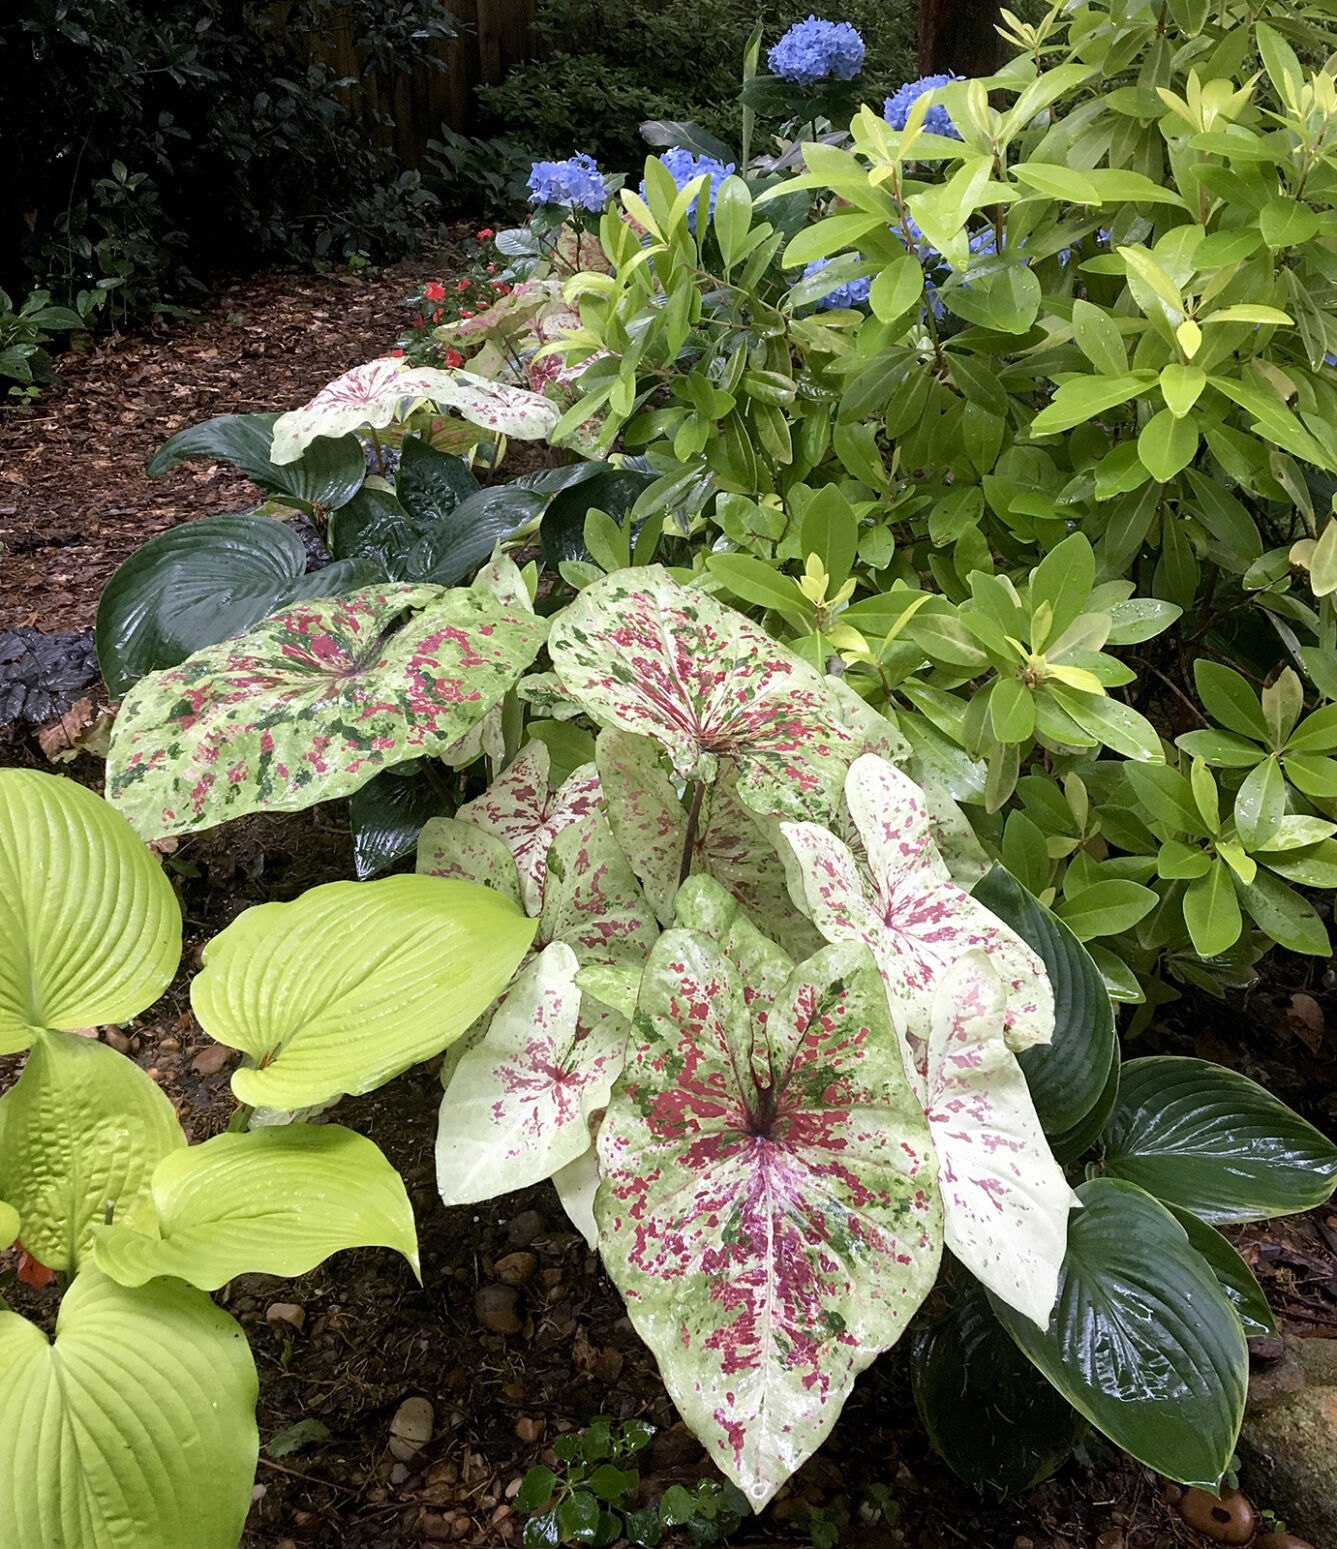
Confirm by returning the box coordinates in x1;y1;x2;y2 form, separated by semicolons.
919;0;1006;78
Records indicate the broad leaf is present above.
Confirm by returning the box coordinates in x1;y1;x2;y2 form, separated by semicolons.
0;770;181;1053
1166;1204;1276;1340
106;584;547;839
551;1144;600;1248
597;880;941;1508
191;874;536;1109
972;867;1118;1151
455;741;602;914
922;954;1075;1325
406;486;547;586
0;1267;257;1549
436;943;626;1205
548;566;861;821
96;514;377;694
912;1277;1085;1494
93;1124;419;1290
1101;1056;1337;1221
148;411;365;508
0;1029;185;1273
992;1178;1247;1490
0;1200;17;1248
417;818;523;905
780;756;1055;1065
349;759;454;879
535;808;661;966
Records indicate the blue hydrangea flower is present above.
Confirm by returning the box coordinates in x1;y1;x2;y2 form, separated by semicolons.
803;258;871;310
883;73;963;139
642;147;736;230
527;154;606;212
768;16;865;84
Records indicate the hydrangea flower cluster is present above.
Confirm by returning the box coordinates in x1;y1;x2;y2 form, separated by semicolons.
767;16;865;84
527;154;606;212
883;73;963;139
643;147;736;230
803;258;871;310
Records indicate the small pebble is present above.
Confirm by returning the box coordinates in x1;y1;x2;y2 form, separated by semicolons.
389;1396;435;1462
475;1283;522;1335
1177;1486;1255;1544
514;1415;543;1444
265;1302;305;1332
191;1042;232;1076
494;1251;537;1286
390;1462;410;1485
159;1035;180;1052
505;1209;547;1248
103;1027;132;1054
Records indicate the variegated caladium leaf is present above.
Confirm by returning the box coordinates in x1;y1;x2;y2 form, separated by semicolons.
597;877;942;1509
455;742;602;914
436;942;627;1205
105;585;547;840
548;566;862;822
551;1144;600;1248
923;954;1075;1328
269;358;560;465
780;755;1054;1073
417;818;523;905
535;807;661;966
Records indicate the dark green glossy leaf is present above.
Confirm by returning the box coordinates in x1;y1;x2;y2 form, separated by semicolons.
540;466;656;570
639;120;736;163
395;437;481;525
1165;1205;1276;1340
972;867;1118;1150
991;1178;1247;1489
349;761;454;879
557;1490;601;1543
514;1464;558;1513
96;515;377;695
406;486;547;586
148;413;365;510
912;1276;1086;1494
327;486;421;578
586;1464;639;1503
622;1504;663;1547
1101;1056;1337;1222
523;1507;562;1549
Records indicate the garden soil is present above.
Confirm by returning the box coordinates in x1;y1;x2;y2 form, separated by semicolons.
2;255;1336;1549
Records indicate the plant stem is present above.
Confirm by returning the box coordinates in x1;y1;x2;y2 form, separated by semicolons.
679;779;705;885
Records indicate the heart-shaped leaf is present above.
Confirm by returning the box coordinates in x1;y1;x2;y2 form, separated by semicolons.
991;1177;1248;1489
597;879;941;1509
96;513;378;694
912;1277;1085;1494
971;866;1118;1151
548;566;861;821
1165;1204;1276;1339
350;760;455;879
148;411;365;508
0;771;181;1053
106;584;547;839
1101;1056;1337;1221
0;1029;185;1273
417;818;524;905
191;874;536;1109
436;943;626;1205
0;1267;257;1549
535;809;661;966
93;1124;419;1290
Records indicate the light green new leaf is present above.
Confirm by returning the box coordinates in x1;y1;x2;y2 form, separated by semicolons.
106;584;547;840
1070;300;1126;377
0;1029;185;1274
93;1124;419;1290
1159;365;1205;419
0;1267;258;1549
1238;867;1330;955
192;874;536;1109
1055;880;1156;939
991;1178;1247;1490
1048;686;1164;762
436;944;626;1206
0;770;181;1054
1138;409;1198;482
1031;375;1152;437
1102;1056;1337;1223
1183;859;1242;956
1234;755;1285;849
0;1201;16;1248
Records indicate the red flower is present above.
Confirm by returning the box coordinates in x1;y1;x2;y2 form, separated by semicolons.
413;317;425;331
491;281;510;293
443;348;464;368
390;348;404;357
477;228;495;239
459;309;473;319
15;1244;55;1288
432;308;444;322
423;281;447;301
456;278;471;292
487;264;497;274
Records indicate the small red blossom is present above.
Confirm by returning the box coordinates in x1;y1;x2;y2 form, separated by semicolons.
491;281;511;292
443;348;464;368
432;308;444;322
487;264;497;274
477;228;495;239
423;281;447;301
459;308;472;319
456;278;471;292
15;1244;56;1288
390;348;404;357
412;317;425;331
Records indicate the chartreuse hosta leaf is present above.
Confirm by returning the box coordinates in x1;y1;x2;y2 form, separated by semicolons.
992;1178;1248;1490
0;1266;258;1549
106;583;547;841
1102;1056;1337;1222
93;1124;419;1290
0;1200;17;1248
0;770;181;1054
548;565;863;822
0;1029;185;1274
596;878;941;1509
436;943;626;1206
191;874;535;1110
912;1277;1086;1495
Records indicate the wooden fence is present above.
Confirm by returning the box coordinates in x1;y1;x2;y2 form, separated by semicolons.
292;0;539;169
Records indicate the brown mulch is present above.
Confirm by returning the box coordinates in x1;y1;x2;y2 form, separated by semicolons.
0;261;1334;1549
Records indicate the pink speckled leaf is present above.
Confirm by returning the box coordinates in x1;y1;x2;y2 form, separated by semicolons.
596;878;942;1509
923;953;1074;1327
433;280;562;347
269;358;483;465
780;755;1054;1070
536;808;660;967
436;942;626;1205
416;818;522;906
551;1144;600;1248
548;567;860;822
457;742;602;914
106;585;546;840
